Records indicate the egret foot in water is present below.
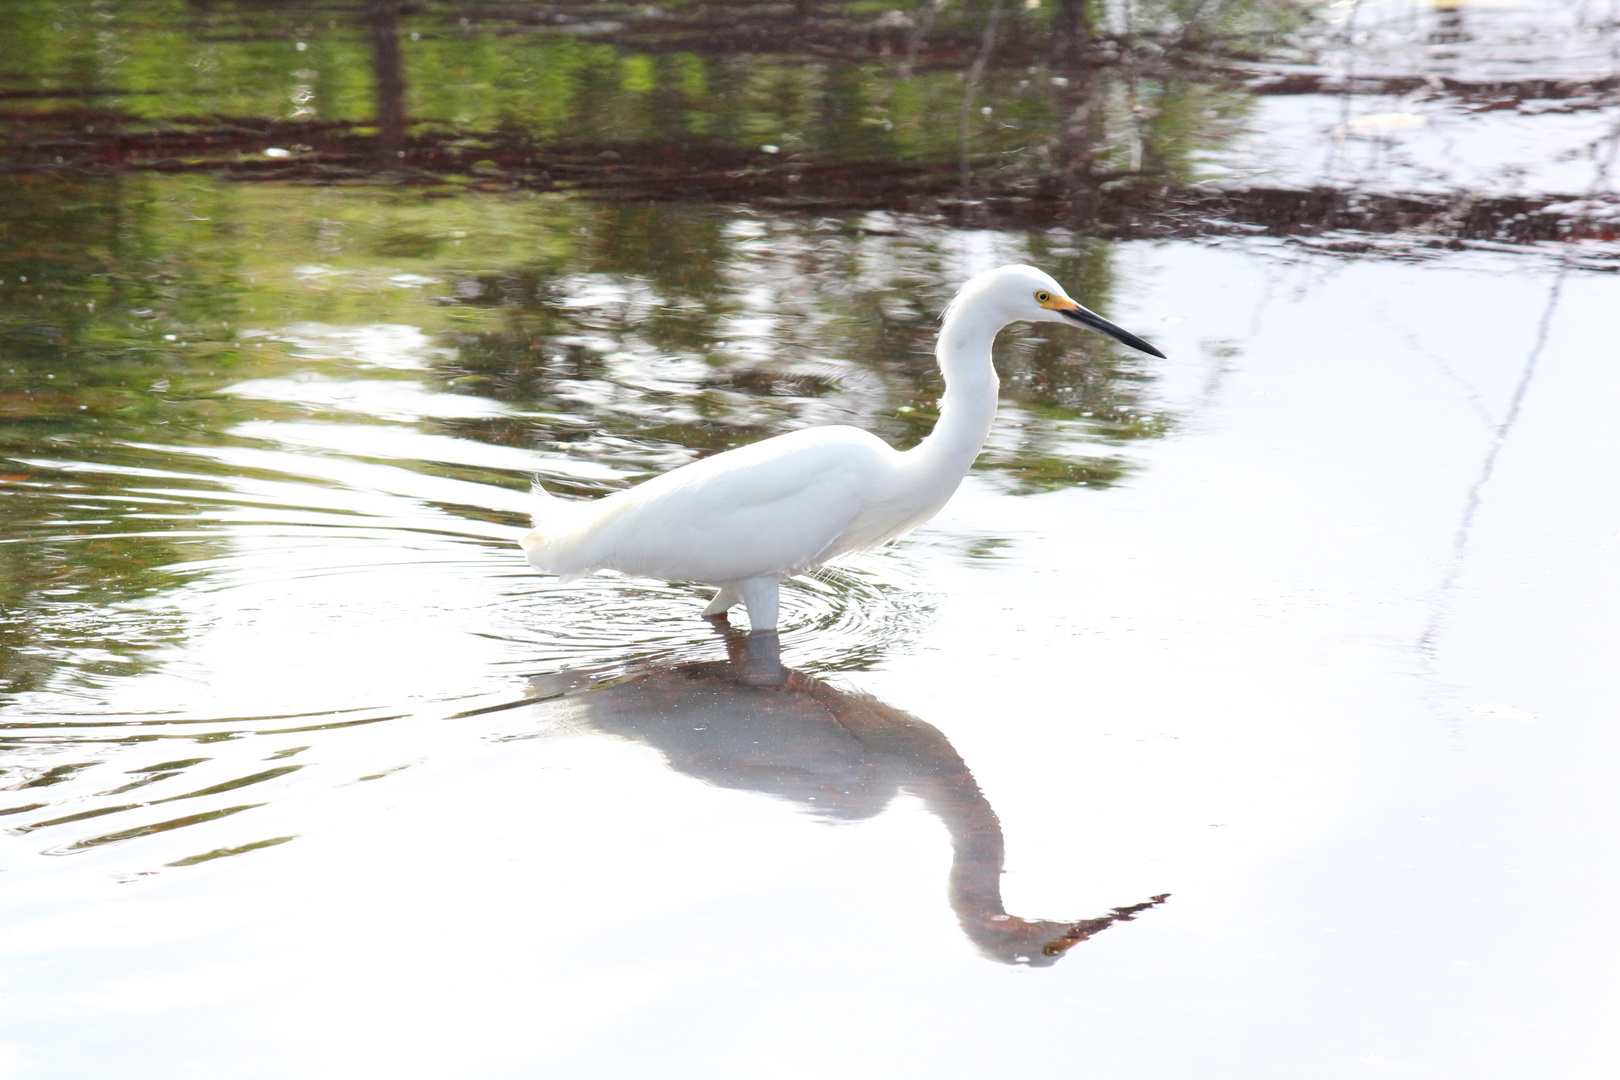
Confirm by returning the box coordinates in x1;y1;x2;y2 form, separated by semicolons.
697;577;779;631
701;587;741;620
520;264;1163;630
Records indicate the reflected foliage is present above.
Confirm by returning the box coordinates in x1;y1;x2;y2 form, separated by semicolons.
0;0;1272;217
0;173;254;698
0;171;1172;701
6;1;1607;246
430;203;1170;492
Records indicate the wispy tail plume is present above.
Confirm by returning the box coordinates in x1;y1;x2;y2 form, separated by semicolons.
522;479;563;552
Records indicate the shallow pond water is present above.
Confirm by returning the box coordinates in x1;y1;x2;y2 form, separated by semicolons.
4;0;1620;1075
1;173;1617;1078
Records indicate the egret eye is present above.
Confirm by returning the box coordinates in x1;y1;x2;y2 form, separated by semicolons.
1035;290;1051;303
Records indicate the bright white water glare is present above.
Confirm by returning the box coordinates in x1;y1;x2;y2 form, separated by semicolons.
2;219;1618;1079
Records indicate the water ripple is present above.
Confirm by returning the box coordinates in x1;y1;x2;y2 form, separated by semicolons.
491;551;936;679
2;431;937;868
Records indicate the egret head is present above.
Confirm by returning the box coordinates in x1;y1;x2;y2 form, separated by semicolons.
964;264;1166;359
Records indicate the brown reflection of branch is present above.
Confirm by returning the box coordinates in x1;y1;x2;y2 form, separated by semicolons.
365;0;408;161
544;627;1167;966
3;116;1610;246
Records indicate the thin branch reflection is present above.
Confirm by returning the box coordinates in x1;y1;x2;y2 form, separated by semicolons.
530;626;1167;966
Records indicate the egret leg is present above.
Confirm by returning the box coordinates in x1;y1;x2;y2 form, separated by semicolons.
702;585;743;619
734;576;780;633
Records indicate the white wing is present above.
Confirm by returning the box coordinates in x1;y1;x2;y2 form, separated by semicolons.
531;427;894;584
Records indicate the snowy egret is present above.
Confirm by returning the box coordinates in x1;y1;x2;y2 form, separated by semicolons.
521;264;1164;630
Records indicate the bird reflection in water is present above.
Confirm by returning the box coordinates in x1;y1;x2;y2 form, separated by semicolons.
528;628;1167;966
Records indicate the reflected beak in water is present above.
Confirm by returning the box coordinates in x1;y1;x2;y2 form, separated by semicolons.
1040;925;1098;957
1051;298;1167;359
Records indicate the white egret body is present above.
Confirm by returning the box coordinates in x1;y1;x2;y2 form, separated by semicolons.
522;264;1163;630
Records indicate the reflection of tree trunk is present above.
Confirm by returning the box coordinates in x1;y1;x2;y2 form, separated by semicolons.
1053;0;1098;231
1057;64;1098;228
366;0;407;161
957;0;1006;195
1055;0;1088;60
900;0;943;79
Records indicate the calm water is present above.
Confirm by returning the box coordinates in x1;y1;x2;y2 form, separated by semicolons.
3;176;1617;1080
3;1;1620;1077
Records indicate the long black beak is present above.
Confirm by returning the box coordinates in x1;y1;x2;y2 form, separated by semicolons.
1061;306;1166;359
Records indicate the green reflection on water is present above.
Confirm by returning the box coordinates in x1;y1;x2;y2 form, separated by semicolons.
0;0;1262;191
1;172;1172;701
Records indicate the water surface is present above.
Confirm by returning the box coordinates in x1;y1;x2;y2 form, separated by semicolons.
3;2;1620;1077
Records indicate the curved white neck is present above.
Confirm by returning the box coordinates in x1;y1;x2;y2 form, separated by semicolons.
907;304;1004;486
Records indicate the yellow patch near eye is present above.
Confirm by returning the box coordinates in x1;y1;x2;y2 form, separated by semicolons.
1038;293;1079;311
